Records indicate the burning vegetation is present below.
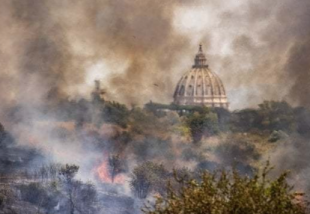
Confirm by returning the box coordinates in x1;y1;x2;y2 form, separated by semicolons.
1;0;310;213
1;94;310;213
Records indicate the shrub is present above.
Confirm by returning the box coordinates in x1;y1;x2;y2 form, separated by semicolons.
144;163;307;214
130;162;169;199
186;111;219;142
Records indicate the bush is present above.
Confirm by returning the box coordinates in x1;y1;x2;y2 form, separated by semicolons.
144;163;307;214
130;162;169;198
19;183;58;211
186;111;219;142
215;138;260;165
258;101;296;133
103;101;130;128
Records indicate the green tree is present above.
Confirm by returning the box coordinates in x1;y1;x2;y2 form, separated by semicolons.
258;101;296;133
186;111;219;142
130;162;169;199
144;164;306;214
103;101;130;128
231;108;261;132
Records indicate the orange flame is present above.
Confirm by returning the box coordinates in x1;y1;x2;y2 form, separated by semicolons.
96;160;125;184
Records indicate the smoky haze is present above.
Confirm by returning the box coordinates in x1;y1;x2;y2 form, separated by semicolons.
0;1;310;211
0;0;309;112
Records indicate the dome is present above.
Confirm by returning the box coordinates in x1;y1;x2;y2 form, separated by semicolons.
173;45;229;109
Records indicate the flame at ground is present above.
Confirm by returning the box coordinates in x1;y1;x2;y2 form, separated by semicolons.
96;160;125;184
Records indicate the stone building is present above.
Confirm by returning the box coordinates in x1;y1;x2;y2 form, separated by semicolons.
173;45;229;109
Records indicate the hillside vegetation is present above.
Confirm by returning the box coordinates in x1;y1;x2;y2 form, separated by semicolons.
1;99;310;213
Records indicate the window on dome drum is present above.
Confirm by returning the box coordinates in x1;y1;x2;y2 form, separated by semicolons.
191;76;194;79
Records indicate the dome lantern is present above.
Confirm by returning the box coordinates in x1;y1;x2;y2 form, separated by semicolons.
193;44;208;68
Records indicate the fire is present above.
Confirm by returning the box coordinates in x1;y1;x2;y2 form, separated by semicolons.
96;160;125;184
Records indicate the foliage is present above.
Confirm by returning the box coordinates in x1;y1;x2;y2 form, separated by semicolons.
130;162;169;199
103;101;130;128
186;110;219;142
231;101;297;134
128;107;170;135
133;136;173;161
215;136;260;165
59;164;79;183
144;163;307;214
70;181;99;214
258;101;296;133
145;102;210;114
231;108;261;132
19;182;59;211
212;107;231;132
31;163;61;182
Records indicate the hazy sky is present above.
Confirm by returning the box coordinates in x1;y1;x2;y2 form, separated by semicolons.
0;0;309;111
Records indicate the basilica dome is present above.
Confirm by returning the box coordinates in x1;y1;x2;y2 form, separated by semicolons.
173;45;229;109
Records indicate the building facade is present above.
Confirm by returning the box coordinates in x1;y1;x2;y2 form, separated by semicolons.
173;45;229;109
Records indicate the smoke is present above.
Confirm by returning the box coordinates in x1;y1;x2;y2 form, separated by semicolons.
0;0;309;112
173;0;310;109
265;136;310;195
0;0;310;207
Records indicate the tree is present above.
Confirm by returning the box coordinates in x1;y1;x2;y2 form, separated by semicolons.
59;164;79;214
70;181;98;214
186;111;219;142
103;101;130;128
19;182;58;213
144;164;307;214
108;154;125;183
258;101;296;133
231;108;261;132
212;107;231;132
130;162;169;199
